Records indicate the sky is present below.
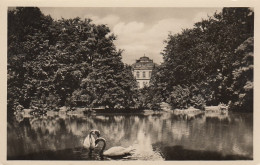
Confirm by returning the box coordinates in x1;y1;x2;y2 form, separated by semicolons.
40;7;222;65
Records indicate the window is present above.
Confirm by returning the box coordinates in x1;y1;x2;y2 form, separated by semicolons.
136;71;139;78
143;71;146;78
137;82;140;88
149;71;152;78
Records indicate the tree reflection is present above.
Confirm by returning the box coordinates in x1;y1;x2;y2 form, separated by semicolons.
8;112;253;160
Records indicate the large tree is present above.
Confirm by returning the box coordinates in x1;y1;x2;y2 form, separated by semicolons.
148;7;254;111
8;7;138;115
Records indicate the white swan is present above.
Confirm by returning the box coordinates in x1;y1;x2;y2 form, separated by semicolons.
95;137;135;157
83;130;100;150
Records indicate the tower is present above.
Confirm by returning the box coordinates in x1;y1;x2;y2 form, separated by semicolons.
132;55;156;88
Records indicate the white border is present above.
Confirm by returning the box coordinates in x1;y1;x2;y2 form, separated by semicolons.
1;0;259;165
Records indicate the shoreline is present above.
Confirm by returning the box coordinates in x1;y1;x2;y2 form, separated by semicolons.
11;103;252;119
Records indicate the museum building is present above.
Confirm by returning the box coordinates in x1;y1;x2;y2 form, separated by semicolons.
132;56;157;88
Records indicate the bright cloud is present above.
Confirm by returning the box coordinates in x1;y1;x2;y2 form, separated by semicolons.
113;21;145;34
84;14;120;28
112;10;217;64
113;18;194;64
43;8;220;65
192;11;215;23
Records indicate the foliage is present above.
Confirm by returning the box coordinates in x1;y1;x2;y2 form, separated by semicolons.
166;85;190;109
228;37;253;112
7;7;254;114
8;7;138;115
148;8;253;112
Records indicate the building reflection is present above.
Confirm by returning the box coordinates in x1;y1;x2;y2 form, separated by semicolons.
8;111;253;160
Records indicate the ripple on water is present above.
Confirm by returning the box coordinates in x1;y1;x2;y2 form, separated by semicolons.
7;112;253;160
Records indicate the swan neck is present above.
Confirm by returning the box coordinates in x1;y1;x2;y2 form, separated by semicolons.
96;138;106;154
89;130;94;135
89;131;94;141
102;140;106;152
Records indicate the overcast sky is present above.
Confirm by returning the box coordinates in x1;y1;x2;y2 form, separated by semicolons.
40;7;222;64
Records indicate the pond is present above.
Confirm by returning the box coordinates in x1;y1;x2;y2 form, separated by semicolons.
7;111;253;160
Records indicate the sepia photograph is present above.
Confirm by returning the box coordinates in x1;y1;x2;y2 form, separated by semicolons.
5;6;254;161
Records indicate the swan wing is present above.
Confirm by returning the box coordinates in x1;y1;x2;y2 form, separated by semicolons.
83;135;95;149
125;146;136;154
103;146;133;157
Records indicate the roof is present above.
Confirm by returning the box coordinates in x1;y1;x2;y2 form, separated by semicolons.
132;56;156;70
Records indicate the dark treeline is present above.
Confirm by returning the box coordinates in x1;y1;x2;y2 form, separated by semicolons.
145;8;253;112
8;7;140;116
8;7;254;116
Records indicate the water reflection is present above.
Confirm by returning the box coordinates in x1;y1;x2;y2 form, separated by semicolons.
7;111;253;160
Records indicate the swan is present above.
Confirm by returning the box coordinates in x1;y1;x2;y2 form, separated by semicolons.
83;129;100;150
95;137;135;157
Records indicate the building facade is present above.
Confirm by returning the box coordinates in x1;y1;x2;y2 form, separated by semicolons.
132;56;156;88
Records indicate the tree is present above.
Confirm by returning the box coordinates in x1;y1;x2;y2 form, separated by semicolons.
147;7;253;111
8;7;139;115
228;37;253;112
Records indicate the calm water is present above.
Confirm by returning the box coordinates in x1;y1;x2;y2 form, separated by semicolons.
7;111;253;160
